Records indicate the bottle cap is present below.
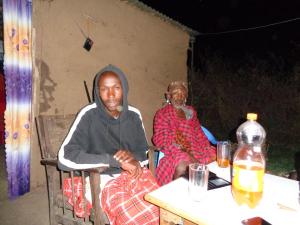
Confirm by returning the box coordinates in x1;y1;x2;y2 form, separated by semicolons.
247;113;257;121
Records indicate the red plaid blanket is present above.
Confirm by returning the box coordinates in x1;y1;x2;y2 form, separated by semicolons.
101;168;159;225
63;168;159;224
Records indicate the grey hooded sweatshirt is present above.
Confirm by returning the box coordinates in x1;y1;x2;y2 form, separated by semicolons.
58;65;148;173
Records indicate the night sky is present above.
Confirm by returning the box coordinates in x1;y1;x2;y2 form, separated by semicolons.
139;0;300;50
139;0;300;32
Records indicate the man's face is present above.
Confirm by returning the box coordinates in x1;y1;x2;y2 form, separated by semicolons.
98;72;123;117
169;86;187;108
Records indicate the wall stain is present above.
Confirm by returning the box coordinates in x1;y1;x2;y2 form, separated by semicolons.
38;60;57;113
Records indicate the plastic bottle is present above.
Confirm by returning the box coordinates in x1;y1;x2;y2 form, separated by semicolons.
232;113;266;208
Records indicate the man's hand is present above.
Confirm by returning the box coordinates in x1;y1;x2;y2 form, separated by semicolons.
120;160;143;179
114;149;135;163
113;150;143;179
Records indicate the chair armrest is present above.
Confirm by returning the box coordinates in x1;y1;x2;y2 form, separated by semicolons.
40;157;108;174
85;167;108;174
40;158;58;166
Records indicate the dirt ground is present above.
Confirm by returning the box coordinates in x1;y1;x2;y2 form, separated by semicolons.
0;145;49;225
0;184;50;225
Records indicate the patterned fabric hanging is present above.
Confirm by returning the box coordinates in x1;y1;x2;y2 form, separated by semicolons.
3;0;32;198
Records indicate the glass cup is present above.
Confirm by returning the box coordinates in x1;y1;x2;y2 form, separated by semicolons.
217;141;231;168
188;163;209;201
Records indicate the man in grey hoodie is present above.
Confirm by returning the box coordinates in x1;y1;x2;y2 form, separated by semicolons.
58;65;159;225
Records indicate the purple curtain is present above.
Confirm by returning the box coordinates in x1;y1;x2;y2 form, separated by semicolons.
3;0;32;198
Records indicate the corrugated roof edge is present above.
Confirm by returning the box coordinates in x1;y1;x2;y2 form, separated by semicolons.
125;0;200;36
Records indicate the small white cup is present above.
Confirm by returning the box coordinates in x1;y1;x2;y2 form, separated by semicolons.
188;163;209;201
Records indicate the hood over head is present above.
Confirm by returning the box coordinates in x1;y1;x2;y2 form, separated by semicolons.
93;64;129;122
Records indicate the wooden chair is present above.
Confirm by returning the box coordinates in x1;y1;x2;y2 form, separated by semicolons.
36;114;109;225
36;113;158;225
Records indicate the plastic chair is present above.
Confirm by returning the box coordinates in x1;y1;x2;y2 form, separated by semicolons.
201;126;217;145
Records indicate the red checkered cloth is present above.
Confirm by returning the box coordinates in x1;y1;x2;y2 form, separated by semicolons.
153;104;216;186
101;168;159;225
63;176;92;218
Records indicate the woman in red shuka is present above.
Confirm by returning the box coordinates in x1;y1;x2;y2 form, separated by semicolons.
152;81;216;186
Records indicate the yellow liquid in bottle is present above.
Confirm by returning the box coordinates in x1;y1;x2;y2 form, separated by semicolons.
232;161;264;208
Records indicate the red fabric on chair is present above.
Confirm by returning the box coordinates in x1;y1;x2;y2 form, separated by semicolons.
63;177;92;217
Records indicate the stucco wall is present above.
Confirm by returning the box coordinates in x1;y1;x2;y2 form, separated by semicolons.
31;0;190;187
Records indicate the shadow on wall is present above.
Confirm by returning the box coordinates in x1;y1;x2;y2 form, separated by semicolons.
38;60;57;113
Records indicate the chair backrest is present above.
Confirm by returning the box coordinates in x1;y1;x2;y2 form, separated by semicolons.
36;114;76;159
201;126;217;145
36;113;108;225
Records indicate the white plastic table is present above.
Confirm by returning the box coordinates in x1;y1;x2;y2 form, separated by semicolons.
145;162;300;225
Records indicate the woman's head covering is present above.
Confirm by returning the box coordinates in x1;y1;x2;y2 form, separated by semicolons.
167;81;188;94
165;81;193;120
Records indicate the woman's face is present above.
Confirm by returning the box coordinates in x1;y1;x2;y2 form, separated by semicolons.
169;86;187;108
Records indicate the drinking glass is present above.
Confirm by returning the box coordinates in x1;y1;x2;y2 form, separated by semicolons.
217;141;231;168
188;163;209;201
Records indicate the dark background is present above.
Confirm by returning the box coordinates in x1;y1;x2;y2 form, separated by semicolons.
140;0;300;56
191;0;300;74
140;0;300;137
139;0;300;33
140;0;300;175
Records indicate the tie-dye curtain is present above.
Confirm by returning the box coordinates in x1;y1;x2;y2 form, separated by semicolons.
3;0;32;198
